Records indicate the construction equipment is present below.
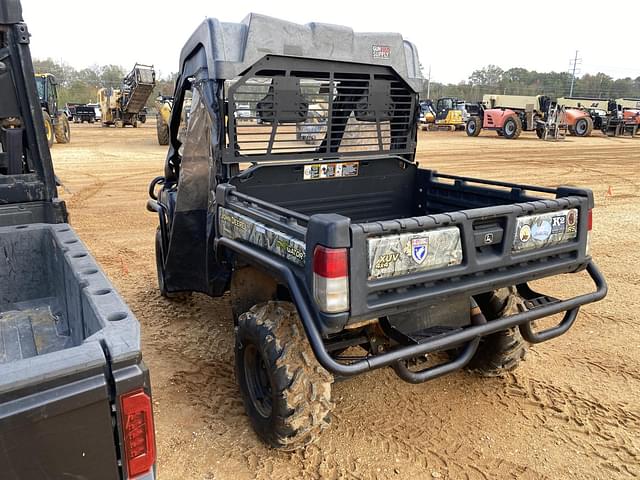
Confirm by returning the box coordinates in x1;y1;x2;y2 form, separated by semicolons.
615;98;640;136
418;100;435;128
155;95;173;145
98;63;156;127
34;73;70;146
558;97;639;137
148;13;606;450
422;97;477;131
466;94;572;140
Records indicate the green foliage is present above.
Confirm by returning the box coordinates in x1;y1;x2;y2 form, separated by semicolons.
423;65;640;102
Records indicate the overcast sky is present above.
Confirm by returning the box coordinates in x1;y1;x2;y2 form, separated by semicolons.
21;0;640;84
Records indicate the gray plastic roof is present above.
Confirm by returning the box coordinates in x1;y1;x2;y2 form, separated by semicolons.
180;13;425;92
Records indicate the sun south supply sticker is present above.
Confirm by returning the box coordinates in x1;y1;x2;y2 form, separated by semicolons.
411;237;429;264
372;45;391;59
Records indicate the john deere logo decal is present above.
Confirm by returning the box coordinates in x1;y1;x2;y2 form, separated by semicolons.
411;237;428;264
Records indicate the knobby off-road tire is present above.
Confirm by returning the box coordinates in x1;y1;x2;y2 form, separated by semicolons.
156;113;170;145
54;114;71;144
466;116;482;137
235;301;334;450
42;111;54;147
502;116;522;139
467;287;528;376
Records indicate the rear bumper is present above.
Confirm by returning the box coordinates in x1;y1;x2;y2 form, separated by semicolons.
218;237;607;381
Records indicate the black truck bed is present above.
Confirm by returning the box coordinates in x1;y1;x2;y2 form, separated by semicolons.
230;156;550;223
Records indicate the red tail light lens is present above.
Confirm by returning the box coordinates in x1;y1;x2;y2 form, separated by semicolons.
121;389;155;479
313;245;348;278
313;246;349;313
587;209;593;231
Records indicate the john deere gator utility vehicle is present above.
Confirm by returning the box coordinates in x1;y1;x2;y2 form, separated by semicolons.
148;14;607;450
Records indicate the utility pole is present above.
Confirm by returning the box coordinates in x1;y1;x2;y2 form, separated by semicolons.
568;50;581;96
426;65;431;99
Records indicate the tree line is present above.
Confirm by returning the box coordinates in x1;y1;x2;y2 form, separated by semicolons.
424;64;640;102
32;58;177;107
33;57;640;107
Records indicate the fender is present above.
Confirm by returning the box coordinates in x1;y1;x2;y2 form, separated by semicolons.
623;109;640;124
483;108;517;129
564;108;590;126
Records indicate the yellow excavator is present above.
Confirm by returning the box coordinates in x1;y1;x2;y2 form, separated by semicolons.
421;97;472;131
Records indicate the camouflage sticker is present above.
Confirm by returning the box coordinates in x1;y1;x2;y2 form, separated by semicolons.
218;207;306;266
512;208;578;253
367;227;462;280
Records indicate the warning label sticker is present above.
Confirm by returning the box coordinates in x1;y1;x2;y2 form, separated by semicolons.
303;162;359;180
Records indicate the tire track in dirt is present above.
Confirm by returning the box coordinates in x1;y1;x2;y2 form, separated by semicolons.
498;373;640;477
65;172;105;208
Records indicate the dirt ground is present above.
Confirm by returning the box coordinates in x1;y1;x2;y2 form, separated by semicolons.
52;122;639;479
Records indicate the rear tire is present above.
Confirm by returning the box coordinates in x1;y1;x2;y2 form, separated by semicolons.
536;126;545;139
465;116;482;137
54;115;71;144
156;113;170;145
467;287;528;376
42;111;54;147
235;301;333;451
502;116;522;139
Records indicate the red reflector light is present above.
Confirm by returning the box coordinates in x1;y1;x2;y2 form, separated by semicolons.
587;209;593;231
121;389;155;479
313;246;348;278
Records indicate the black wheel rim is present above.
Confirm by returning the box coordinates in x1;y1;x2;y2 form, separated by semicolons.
244;344;273;418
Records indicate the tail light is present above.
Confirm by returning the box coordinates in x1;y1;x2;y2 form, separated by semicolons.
313;245;349;313
120;389;156;479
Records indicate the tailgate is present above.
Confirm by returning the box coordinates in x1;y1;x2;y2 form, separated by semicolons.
0;342;120;479
349;198;591;320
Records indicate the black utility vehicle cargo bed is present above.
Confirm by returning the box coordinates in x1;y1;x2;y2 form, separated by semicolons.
0;299;73;363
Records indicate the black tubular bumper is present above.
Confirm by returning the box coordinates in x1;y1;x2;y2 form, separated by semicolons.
218;237;607;381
